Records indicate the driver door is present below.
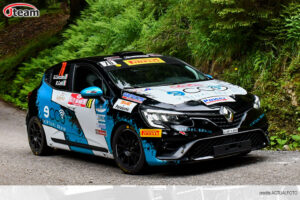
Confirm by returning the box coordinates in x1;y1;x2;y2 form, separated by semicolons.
70;63;112;155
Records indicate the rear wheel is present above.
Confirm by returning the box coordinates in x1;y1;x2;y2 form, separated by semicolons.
27;116;52;155
112;125;146;174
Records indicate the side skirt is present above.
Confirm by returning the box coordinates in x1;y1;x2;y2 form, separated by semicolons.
51;138;109;153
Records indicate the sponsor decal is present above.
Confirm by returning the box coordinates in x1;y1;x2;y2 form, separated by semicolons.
179;131;186;136
208;85;228;91
59;109;65;120
124;58;165;66
66;94;94;109
250;113;265;126
85;90;97;94
99;60;117;67
3;3;40;18
124;55;149;59
113;99;137;113
170;83;203;89
54;62;68;86
195;128;212;133
122;92;146;103
55;93;66;102
223;128;238;135
140;129;162;138
43;119;66;132
44;106;49;118
53;74;68;80
95;129;107;136
97;114;106;122
127;80;247;105
182;88;198;93
68;94;87;107
202;96;235;105
55;80;66;86
183;86;228;93
167;91;185;96
96;107;106;113
170;84;228;93
85;99;94;108
97;123;106;129
43;106;65;124
176;127;213;134
104;56;120;61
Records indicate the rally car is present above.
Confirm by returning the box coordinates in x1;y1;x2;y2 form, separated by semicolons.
26;51;269;174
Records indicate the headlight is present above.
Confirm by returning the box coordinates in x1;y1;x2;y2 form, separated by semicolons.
253;95;260;109
141;109;187;128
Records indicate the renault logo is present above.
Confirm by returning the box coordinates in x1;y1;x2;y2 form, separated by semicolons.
220;106;234;123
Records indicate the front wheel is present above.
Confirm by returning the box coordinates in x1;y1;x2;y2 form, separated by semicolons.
112;125;146;174
27;116;52;156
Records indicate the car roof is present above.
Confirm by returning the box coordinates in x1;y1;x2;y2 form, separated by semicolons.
64;51;156;63
60;51;184;70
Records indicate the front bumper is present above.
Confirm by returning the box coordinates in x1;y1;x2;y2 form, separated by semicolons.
155;129;269;162
139;104;269;165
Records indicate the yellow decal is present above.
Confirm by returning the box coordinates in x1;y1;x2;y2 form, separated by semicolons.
86;99;94;108
140;129;162;138
115;64;122;67
124;58;165;66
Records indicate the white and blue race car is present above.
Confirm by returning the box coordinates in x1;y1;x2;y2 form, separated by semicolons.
26;51;269;174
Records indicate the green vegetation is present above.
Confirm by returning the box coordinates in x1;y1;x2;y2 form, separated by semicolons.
0;0;299;149
0;1;67;107
0;33;61;108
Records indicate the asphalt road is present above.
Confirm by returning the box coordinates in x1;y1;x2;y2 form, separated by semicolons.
0;100;299;185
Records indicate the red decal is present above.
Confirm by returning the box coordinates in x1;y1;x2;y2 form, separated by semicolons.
170;83;203;88
59;62;67;76
96;129;106;136
179;131;186;136
68;94;87;107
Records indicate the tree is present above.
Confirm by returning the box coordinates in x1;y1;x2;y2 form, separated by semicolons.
69;0;87;20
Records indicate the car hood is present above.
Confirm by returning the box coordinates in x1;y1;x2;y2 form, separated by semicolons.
126;79;247;105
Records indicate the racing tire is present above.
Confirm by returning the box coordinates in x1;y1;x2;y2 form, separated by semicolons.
112;125;146;174
27;116;52;156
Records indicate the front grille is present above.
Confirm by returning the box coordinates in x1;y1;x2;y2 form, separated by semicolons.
186;104;253;129
187;111;245;129
204;112;244;128
186;130;267;159
185;101;253;129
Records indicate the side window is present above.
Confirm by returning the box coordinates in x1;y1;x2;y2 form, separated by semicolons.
50;62;72;91
44;68;52;84
73;64;111;97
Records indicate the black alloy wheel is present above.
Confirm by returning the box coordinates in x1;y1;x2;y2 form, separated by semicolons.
27;116;51;155
112;125;146;174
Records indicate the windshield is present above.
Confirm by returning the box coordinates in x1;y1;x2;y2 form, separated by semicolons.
108;63;209;89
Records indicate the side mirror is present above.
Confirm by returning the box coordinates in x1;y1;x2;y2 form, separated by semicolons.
205;74;213;79
80;86;103;99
